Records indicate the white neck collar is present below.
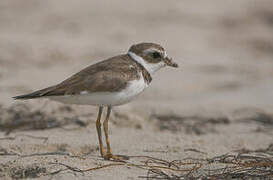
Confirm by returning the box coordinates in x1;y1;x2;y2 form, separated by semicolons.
128;51;165;75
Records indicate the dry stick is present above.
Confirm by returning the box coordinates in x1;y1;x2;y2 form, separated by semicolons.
83;163;125;171
48;163;86;178
128;163;195;172
129;155;201;172
145;156;202;170
131;155;181;168
49;162;125;173
47;152;273;179
51;150;271;178
47;156;198;176
203;153;273;179
144;159;169;168
187;162;203;176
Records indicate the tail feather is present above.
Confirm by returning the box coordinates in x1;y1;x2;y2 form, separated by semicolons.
13;92;44;100
13;86;62;100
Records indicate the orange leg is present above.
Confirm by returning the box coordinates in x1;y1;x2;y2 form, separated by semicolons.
96;106;104;157
102;106;124;161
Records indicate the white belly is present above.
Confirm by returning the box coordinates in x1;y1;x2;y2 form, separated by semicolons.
49;74;149;106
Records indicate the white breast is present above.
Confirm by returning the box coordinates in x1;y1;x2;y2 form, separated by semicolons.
49;73;149;106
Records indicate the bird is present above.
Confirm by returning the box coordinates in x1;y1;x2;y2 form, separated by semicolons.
13;42;178;161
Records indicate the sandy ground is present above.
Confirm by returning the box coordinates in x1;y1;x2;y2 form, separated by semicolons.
0;0;273;179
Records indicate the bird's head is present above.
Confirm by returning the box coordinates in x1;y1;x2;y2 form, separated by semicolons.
128;42;178;75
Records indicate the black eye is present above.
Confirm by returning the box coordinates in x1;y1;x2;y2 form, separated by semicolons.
152;52;161;59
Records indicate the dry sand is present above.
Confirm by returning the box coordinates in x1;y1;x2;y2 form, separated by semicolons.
0;0;273;179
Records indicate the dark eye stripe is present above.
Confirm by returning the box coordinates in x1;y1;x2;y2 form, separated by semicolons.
152;52;161;59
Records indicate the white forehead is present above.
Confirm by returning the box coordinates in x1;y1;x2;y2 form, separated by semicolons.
164;51;168;58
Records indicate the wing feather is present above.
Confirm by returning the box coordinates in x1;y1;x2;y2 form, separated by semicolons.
13;55;140;99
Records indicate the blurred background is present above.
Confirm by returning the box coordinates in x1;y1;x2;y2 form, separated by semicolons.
0;0;273;113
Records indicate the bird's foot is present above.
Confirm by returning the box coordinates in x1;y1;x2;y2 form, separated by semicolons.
103;153;129;162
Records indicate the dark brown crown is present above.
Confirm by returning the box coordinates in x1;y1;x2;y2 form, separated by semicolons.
128;42;165;55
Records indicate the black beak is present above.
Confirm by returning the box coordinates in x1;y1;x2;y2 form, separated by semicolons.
164;57;178;68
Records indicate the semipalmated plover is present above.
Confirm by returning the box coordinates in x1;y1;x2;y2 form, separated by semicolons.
13;42;178;161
